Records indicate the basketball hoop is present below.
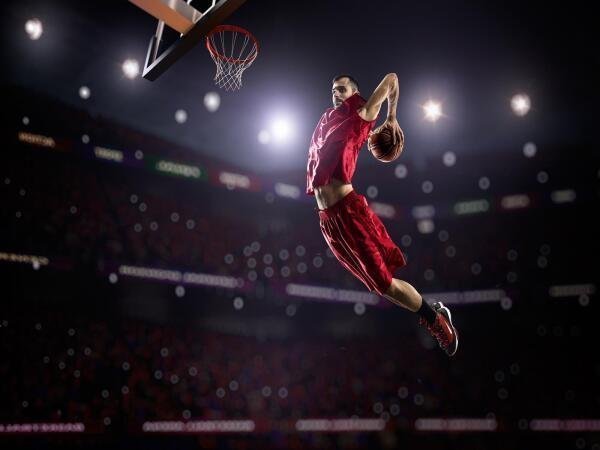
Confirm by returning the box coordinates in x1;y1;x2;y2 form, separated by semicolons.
206;25;258;91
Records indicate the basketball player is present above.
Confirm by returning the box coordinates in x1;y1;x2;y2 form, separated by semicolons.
307;73;458;356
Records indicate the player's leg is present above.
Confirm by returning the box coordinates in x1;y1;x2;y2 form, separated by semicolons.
383;277;422;311
384;277;458;356
318;193;458;355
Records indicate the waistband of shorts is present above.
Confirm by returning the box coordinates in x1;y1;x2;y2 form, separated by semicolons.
316;190;361;220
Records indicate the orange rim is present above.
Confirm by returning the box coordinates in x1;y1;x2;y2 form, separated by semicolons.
206;25;259;64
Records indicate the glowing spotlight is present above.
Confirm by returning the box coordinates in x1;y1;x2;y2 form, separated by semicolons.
423;100;442;122
271;118;293;142
443;151;456;167
25;19;43;40
79;86;91;100
174;109;188;124
204;91;221;112
233;297;244;310
523;142;537;158
258;129;271;145
122;59;140;79
511;93;531;116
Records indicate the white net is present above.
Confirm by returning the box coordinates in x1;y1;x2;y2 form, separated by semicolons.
207;26;258;91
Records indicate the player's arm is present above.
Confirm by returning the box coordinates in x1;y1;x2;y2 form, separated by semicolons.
358;72;398;122
358;73;403;147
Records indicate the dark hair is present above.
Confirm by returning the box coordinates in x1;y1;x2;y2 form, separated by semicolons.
332;74;359;92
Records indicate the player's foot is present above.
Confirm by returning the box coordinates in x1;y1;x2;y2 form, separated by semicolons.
419;301;459;356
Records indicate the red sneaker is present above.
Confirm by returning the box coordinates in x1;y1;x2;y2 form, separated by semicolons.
419;301;459;356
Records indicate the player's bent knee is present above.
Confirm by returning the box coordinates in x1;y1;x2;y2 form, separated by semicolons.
383;277;396;296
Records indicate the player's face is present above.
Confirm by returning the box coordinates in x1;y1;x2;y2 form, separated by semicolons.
332;78;356;108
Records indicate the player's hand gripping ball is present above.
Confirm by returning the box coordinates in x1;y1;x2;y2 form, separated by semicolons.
368;118;404;162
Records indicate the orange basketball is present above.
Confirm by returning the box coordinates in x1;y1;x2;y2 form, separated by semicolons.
368;127;404;162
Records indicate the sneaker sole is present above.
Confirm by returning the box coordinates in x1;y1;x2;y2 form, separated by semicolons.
432;302;459;356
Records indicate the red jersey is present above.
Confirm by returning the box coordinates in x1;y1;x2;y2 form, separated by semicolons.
306;93;376;195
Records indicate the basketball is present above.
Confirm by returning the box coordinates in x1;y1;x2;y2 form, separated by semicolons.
368;126;404;162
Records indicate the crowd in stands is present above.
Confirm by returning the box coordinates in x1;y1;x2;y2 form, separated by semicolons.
3;137;595;297
1;303;597;429
2;83;598;450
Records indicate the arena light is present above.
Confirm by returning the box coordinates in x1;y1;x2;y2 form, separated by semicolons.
117;265;241;289
119;265;182;282
18;132;55;148
270;118;294;142
233;297;244;310
412;205;435;220
156;160;201;178
529;419;600;432
511;93;531;116
274;182;300;199
257;129;271;145
182;272;240;288
218;171;251;190
0;252;49;267
443;151;456;167
24;19;43;40
422;289;506;305
337;289;379;304
500;194;530;209
142;420;255;433
94;146;124;163
394;164;408;179
0;423;84;433
174;109;188;124
454;199;490;215
415;418;497;432
551;189;576;204
523;142;537;157
295;419;385;432
122;59;140;79
285;283;379;305
417;219;435;234
78;86;91;99
203;92;220;112
370;202;396;219
423;100;442;122
354;303;366;315
548;284;595;298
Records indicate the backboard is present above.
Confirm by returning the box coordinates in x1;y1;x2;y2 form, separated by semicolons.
128;0;247;81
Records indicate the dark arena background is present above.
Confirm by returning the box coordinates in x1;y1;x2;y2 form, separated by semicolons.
2;0;599;449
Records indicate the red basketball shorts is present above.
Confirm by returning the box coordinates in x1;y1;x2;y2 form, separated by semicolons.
318;190;407;296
